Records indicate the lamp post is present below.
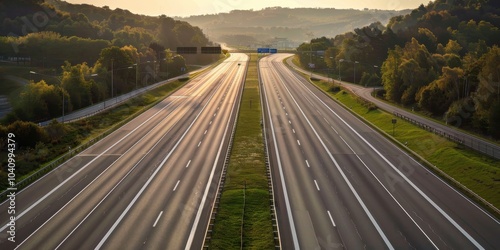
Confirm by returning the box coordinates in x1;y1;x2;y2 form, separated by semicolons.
30;71;65;122
30;71;97;122
354;61;359;84
111;59;114;102
134;63;138;89
339;59;344;84
371;65;379;87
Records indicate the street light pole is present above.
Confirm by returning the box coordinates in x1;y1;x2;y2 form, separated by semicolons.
111;59;114;102
339;59;344;84
354;61;359;84
372;65;379;87
29;71;98;123
30;71;65;122
131;63;138;89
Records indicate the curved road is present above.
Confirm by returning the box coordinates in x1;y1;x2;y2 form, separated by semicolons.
0;53;248;249
261;54;500;249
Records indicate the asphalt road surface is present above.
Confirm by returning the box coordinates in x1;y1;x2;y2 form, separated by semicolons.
260;53;500;249
0;53;248;249
287;57;500;160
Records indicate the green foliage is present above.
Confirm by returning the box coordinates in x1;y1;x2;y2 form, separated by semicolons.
210;54;273;248
61;62;95;110
0;31;111;67
6;120;48;148
15;80;64;121
45;119;66;143
489;101;500;138
0;0;214;68
296;0;500;138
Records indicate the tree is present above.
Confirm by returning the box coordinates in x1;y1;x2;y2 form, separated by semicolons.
382;38;438;103
6;121;48;149
16;80;64;121
382;46;403;102
418;84;448;115
96;46;136;95
489;100;500;138
156;15;176;48
399;58;426;105
474;46;500;113
444;39;463;55
61;62;93;109
417;28;438;53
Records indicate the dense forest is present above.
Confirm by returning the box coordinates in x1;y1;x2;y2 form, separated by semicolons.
179;7;410;48
0;0;220;123
296;0;500;139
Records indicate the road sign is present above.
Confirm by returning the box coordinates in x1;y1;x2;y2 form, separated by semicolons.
270;48;278;53
257;48;270;53
201;46;222;54
176;47;197;54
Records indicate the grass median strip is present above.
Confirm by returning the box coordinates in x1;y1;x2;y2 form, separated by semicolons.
209;54;275;249
309;77;500;215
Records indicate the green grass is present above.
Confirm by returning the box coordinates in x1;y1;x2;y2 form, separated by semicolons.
310;77;500;214
209;54;274;249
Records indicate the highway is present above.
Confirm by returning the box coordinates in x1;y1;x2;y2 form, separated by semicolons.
260;54;500;249
287;57;500;160
0;53;248;249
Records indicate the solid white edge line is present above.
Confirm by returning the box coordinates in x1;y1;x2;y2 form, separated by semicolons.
152;211;163;228
272;62;394;249
292;60;485;249
95;60;229;250
184;54;247;250
51;109;190;250
0;97;177;233
338;131;439;248
261;58;301;249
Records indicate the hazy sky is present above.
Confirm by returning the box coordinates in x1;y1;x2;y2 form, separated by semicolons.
65;0;430;17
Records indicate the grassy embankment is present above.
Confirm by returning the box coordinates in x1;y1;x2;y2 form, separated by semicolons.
308;76;500;215
209;54;275;249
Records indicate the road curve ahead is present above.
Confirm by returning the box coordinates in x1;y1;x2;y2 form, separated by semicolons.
0;53;248;249
260;53;499;249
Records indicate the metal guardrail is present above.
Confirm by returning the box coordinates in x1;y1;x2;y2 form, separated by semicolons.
393;111;500;160
202;60;247;249
258;58;282;250
0;77;191;201
1;128;104;201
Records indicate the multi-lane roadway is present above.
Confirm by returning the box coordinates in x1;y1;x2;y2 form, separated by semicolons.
260;53;500;249
0;53;248;249
1;51;498;250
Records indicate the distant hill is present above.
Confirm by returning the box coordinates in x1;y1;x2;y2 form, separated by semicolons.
0;0;215;66
296;0;500;138
177;7;411;48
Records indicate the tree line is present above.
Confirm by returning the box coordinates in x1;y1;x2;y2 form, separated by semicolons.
296;0;500;138
1;0;222;124
1;0;215;66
